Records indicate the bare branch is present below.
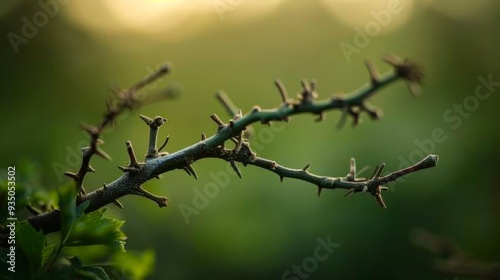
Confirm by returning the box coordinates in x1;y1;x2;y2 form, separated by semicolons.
0;56;437;242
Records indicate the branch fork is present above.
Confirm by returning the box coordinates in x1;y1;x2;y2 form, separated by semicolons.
3;56;440;242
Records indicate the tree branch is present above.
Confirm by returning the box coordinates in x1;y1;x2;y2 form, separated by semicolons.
0;56;434;244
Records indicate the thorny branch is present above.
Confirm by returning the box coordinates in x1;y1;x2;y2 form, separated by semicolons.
412;228;500;279
0;55;437;243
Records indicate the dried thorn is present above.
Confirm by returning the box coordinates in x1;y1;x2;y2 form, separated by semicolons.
210;114;225;126
95;147;112;161
371;162;386;179
317;186;323;197
185;164;198;180
87;165;96;173
216;91;239;116
80;122;99;136
64;172;80;181
375;192;387;209
201;133;207;141
233;131;244;153
229;137;239;144
345;189;355;197
315;112;324;122
134;187;169;208
274;79;289;104
349;158;356;179
365;60;379;85
139;115;153;126
182;166;192;177
337;106;349;129
113;199;124;209
230;160;242;178
158;135;170;152
118;165;139;173
126;141;139;166
302;163;311;172
301;79;312;94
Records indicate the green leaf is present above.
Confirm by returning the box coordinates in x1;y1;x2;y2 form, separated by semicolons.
76;199;91;217
59;182;77;245
66;209;126;252
17;221;53;274
112;250;155;280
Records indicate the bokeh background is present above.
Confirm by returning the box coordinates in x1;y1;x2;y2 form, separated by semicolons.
1;0;499;279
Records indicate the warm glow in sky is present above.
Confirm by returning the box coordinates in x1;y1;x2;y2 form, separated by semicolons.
59;0;495;41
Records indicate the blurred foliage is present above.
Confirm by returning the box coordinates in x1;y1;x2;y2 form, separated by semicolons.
0;162;154;279
1;0;499;279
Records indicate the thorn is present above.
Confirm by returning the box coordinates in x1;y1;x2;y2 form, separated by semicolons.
201;133;207;141
274;79;289;104
87;165;96;173
185;163;198;180
113;199;124;209
95;147;112;161
230;160;242;178
102;183;107;190
279;175;284;182
337;106;349;129
210;114;225;126
349;158;357;180
365;60;379;85
158;135;170;152
118;165;140;173
375;192;387;209
126;141;139;166
345;189;355;197
80;122;99;136
154;175;160;179
301;79;312;94
317;186;323;197
315;112;324;122
64;172;80;181
182;166;192;177
139;115;153;126
216;91;239;116
302;163;311;172
370;162;386;179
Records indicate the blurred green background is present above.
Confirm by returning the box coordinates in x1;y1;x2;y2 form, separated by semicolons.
1;0;499;279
